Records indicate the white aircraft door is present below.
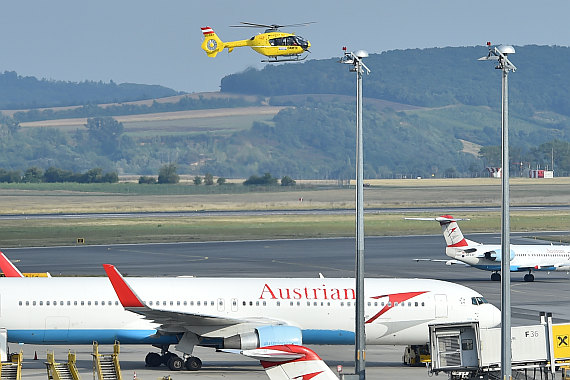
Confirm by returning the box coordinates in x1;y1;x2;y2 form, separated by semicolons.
435;294;448;318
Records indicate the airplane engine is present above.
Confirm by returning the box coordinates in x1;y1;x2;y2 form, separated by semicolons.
484;248;515;262
223;326;302;350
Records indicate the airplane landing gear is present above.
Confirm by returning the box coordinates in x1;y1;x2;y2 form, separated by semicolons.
145;349;202;371
491;272;501;281
167;356;184;371
145;352;162;367
185;357;202;371
524;273;535;282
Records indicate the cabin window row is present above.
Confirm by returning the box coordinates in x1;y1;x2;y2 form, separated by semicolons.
146;300;216;307
19;300;119;306
236;300;426;307
368;301;425;307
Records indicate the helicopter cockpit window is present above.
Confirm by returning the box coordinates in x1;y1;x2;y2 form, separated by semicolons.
269;37;284;46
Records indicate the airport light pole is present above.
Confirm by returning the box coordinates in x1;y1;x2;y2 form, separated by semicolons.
339;47;370;380
479;42;517;380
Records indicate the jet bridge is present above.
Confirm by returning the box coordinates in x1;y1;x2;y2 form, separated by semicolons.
428;313;570;379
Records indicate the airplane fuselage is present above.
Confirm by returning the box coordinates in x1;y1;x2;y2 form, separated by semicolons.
1;277;499;347
447;244;570;272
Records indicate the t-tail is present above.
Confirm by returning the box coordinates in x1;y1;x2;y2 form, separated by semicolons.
201;26;225;57
436;215;471;248
241;345;338;380
405;215;479;247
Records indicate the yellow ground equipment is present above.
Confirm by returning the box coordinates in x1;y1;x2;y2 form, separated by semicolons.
92;341;121;380
1;351;22;380
46;351;80;380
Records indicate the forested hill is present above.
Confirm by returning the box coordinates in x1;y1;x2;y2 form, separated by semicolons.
0;71;179;110
221;45;570;117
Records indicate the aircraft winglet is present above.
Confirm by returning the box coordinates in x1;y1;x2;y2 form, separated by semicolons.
103;264;145;308
241;345;339;379
0;251;24;277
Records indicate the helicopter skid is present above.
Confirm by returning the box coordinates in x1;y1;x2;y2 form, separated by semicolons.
262;53;309;63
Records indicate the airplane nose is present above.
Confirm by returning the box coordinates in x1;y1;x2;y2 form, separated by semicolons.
479;305;501;328
492;305;501;327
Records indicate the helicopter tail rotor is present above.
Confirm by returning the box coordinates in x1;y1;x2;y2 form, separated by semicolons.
200;26;225;58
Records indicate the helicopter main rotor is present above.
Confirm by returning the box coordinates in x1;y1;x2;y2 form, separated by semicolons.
230;21;315;32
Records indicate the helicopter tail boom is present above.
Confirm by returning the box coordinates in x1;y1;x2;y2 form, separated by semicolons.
201;26;224;57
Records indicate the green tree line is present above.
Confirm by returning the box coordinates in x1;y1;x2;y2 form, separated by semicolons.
0;71;178;110
0;166;118;183
221;45;570;117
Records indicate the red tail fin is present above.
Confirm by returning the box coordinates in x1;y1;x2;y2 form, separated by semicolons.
0;251;24;277
437;215;468;247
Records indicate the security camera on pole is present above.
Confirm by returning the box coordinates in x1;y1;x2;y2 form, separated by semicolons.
339;47;370;380
479;42;517;380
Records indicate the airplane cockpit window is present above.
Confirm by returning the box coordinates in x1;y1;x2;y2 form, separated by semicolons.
471;296;489;305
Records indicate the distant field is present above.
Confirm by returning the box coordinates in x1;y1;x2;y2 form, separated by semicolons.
0;178;569;247
1;177;569;215
18;106;284;134
1;92;263;117
0;210;567;248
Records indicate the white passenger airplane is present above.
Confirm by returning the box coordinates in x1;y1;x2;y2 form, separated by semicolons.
241;344;339;380
0;254;500;371
409;215;570;282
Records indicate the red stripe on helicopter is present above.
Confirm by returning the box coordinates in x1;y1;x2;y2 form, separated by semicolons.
201;27;214;35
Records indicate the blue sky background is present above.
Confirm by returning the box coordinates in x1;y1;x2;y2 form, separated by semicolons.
0;0;568;93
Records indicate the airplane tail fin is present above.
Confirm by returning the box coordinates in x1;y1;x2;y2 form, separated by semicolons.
241;345;338;380
437;215;470;247
405;215;477;247
201;27;224;57
0;251;24;277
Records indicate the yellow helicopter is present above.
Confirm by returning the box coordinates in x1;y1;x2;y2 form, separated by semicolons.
201;22;313;62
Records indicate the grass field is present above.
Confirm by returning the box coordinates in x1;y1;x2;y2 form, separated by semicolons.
0;178;569;247
18;106;283;134
1;177;569;214
0;211;567;248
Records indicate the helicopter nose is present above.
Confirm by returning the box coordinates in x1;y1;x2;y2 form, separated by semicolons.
303;41;311;50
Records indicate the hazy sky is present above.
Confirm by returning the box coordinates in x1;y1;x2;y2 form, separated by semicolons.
1;0;569;93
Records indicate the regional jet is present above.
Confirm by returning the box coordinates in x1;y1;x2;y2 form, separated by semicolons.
410;215;570;282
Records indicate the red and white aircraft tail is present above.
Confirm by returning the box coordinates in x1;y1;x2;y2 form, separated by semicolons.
241;345;338;380
0;251;24;277
406;215;478;248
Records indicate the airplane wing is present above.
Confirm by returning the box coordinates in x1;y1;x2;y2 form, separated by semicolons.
414;258;469;266
103;264;285;336
0;251;24;277
517;265;557;271
240;345;339;380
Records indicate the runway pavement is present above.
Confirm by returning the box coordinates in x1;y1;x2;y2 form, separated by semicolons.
3;233;570;379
